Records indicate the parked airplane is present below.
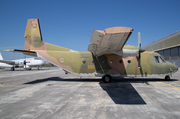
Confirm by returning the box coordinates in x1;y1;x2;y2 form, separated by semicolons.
0;52;44;71
5;19;178;82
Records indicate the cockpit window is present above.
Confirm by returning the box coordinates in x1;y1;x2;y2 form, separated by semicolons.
34;58;41;60
159;56;165;63
154;56;165;63
154;56;159;63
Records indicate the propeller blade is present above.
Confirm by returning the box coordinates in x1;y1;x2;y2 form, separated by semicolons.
24;55;26;69
138;53;141;68
137;32;146;68
24;60;26;65
138;32;142;68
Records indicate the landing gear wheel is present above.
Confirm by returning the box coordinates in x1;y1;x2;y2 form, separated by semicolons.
11;67;15;71
102;75;112;83
165;75;170;80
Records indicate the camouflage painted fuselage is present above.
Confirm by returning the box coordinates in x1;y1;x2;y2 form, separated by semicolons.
27;41;178;77
23;19;178;77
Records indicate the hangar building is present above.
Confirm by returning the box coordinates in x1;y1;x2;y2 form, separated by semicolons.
142;30;180;67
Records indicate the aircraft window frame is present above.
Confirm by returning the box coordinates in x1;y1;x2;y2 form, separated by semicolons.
154;56;165;63
159;56;165;63
154;56;159;63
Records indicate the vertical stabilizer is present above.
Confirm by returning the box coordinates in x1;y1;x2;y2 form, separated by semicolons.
24;19;45;50
0;52;3;60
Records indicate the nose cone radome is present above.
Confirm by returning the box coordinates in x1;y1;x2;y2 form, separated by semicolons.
174;65;178;72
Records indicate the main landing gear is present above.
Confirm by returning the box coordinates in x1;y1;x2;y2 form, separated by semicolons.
102;74;112;83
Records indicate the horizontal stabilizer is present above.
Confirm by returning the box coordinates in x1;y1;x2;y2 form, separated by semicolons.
0;60;15;65
4;49;37;57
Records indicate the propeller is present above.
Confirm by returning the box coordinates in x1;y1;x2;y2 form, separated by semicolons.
23;55;30;69
138;32;145;68
24;55;27;69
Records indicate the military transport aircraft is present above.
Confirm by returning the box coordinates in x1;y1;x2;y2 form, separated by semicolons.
5;19;178;82
0;52;44;71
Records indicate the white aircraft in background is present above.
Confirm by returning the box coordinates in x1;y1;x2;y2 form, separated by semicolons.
0;52;45;71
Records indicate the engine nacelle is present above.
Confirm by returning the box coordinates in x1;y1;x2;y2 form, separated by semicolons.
120;49;139;57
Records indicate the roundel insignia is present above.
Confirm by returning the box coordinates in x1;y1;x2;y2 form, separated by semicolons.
60;58;64;63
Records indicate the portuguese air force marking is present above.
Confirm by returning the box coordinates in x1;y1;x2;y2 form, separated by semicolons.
60;58;64;63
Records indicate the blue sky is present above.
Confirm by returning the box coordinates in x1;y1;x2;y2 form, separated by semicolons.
0;0;180;60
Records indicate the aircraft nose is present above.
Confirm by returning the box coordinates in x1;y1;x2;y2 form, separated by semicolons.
170;63;178;72
174;65;178;71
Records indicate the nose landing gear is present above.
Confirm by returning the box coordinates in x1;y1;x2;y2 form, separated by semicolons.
165;75;170;80
11;67;15;71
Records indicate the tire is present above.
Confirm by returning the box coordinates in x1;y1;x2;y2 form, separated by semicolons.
102;75;112;83
11;67;15;71
165;75;170;80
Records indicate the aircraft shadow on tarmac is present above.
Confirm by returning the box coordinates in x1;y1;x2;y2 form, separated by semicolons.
23;77;178;105
2;68;50;71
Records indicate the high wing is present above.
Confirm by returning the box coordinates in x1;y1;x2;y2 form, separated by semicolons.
88;27;133;56
0;60;15;65
4;49;37;57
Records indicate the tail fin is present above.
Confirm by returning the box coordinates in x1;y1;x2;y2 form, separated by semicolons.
24;18;74;52
0;52;3;60
24;19;45;50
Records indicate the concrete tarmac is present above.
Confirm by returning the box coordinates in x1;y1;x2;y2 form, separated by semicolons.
0;67;180;119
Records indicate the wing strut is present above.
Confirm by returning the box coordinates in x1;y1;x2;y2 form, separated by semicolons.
94;45;110;83
94;45;105;74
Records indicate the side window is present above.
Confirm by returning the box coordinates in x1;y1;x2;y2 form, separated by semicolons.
154;56;159;63
110;60;113;63
119;60;123;63
128;60;131;63
82;60;86;64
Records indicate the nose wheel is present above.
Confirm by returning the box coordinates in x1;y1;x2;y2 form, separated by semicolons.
165;75;170;80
